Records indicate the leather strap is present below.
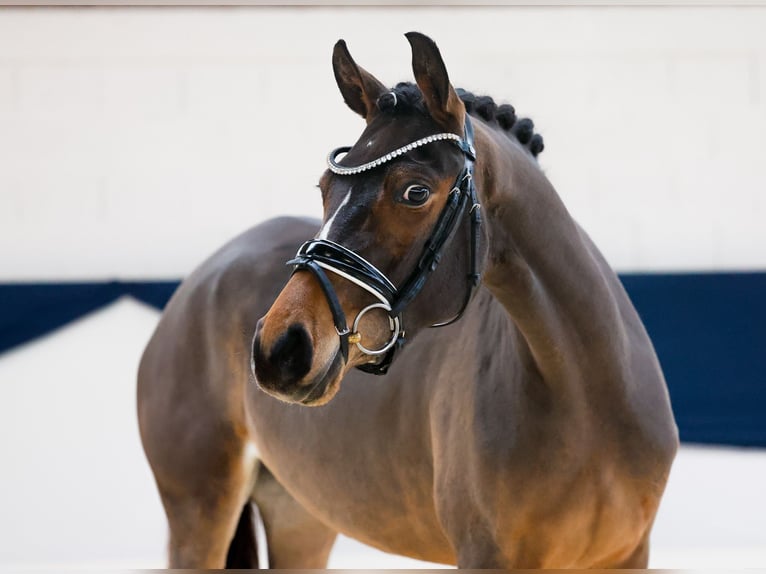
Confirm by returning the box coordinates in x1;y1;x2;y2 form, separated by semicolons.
289;240;397;304
291;260;350;362
392;116;477;319
390;181;469;317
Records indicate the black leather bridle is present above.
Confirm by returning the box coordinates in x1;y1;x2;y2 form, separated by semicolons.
287;115;482;375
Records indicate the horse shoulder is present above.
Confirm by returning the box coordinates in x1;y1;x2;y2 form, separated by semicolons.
141;216;317;368
574;222;679;463
137;216;319;475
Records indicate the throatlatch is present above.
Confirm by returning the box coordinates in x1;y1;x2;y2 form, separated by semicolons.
287;115;482;375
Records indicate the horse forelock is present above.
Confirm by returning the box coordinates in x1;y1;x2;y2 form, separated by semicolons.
376;82;545;158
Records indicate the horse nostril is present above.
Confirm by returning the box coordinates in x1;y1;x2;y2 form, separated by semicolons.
252;322;313;388
271;324;313;382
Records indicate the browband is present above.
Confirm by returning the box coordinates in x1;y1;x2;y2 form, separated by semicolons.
327;132;474;176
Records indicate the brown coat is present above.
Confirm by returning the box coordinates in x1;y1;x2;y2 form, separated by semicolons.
138;33;678;569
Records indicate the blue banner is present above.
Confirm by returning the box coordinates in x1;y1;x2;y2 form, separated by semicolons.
1;274;764;447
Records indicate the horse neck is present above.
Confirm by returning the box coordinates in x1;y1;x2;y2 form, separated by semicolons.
474;121;628;390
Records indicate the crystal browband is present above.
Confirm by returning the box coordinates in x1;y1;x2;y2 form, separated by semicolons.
327;133;465;176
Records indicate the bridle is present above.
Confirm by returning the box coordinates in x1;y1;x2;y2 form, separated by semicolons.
287;115;482;375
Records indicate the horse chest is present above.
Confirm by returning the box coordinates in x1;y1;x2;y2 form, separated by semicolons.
248;381;458;563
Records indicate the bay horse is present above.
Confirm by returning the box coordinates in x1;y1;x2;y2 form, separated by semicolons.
137;32;678;569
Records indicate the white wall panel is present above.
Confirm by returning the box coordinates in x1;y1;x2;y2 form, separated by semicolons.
0;7;765;278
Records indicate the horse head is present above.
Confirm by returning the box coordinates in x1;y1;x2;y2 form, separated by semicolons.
251;32;485;405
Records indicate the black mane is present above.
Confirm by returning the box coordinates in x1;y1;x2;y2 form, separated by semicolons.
377;82;544;158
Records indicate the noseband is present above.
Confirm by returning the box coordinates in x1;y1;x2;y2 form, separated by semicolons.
287;115;482;375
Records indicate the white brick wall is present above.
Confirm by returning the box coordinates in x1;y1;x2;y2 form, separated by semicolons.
0;7;764;279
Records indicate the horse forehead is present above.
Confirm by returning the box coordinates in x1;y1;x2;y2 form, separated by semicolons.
344;115;434;163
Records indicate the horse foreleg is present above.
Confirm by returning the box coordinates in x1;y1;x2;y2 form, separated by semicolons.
609;535;650;568
454;537;515;569
453;526;651;569
159;448;258;569
252;463;337;568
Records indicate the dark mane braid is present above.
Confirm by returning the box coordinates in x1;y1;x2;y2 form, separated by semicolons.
376;82;544;158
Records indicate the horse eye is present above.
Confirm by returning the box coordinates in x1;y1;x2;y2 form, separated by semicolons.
401;185;431;206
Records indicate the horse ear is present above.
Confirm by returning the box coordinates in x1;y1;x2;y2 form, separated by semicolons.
405;32;465;134
332;39;388;123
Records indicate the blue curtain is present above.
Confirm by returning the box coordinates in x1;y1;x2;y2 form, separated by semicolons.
1;274;764;447
0;281;178;355
620;273;766;448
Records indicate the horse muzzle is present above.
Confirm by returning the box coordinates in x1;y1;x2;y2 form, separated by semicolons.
251;319;313;394
250;271;362;405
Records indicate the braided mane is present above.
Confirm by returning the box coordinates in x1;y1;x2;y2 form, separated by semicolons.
377;82;544;158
